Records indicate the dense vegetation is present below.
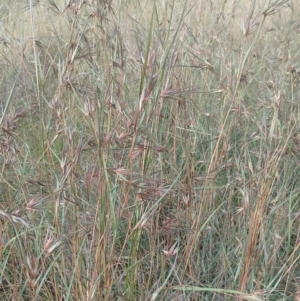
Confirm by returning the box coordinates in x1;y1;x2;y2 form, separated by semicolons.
0;0;299;300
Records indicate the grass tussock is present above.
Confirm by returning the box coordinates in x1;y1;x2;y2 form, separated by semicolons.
0;0;299;300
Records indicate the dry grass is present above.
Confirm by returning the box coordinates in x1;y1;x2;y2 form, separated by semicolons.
0;0;299;300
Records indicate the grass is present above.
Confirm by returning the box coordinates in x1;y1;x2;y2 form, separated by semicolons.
0;0;299;300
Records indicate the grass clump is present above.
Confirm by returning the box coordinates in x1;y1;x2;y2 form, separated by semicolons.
0;0;299;300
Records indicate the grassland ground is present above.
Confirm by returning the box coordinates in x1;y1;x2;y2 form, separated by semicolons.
0;0;299;300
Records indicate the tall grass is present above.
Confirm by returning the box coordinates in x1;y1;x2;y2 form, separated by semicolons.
0;0;299;300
